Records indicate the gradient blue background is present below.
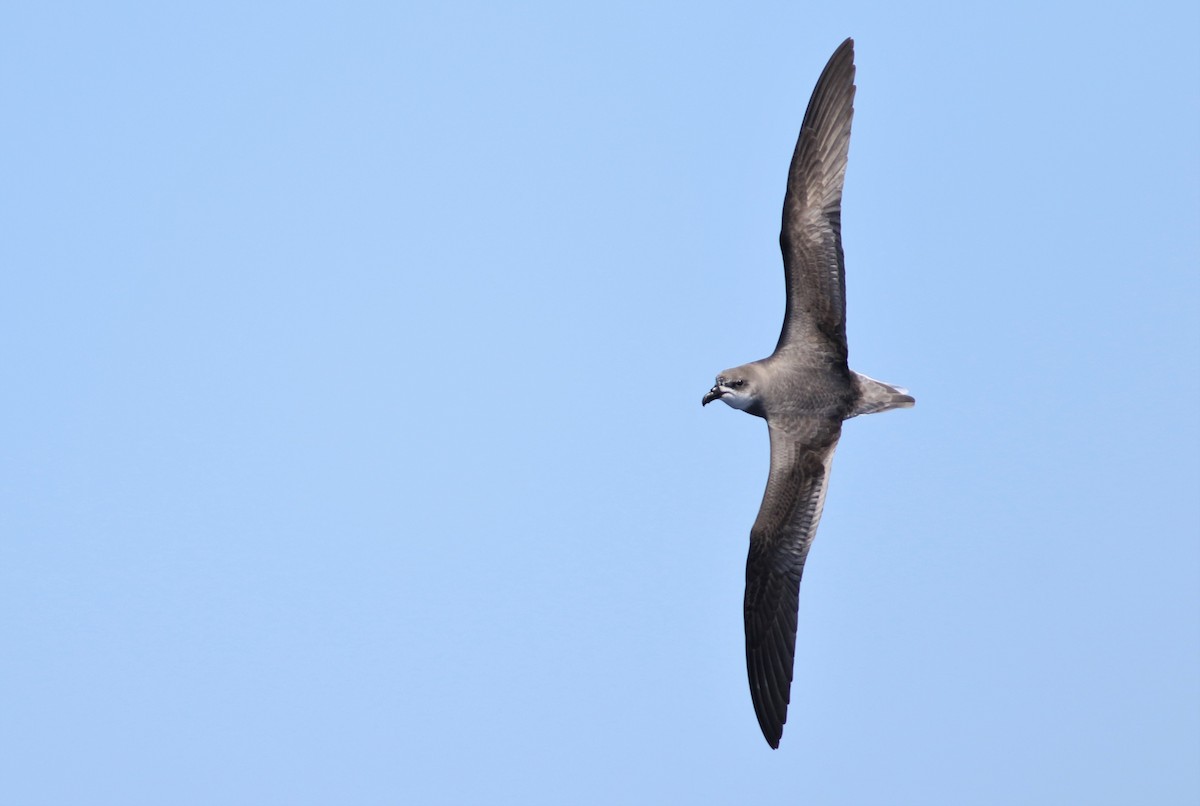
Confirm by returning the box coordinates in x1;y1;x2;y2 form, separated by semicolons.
3;2;1198;804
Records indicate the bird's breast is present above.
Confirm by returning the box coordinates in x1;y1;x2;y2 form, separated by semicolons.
765;368;856;419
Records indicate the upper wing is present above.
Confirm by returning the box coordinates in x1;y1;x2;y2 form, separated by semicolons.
774;38;856;362
744;417;842;748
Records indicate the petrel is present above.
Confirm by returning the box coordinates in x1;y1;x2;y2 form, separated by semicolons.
702;38;914;749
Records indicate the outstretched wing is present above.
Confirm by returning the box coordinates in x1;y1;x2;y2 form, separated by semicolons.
774;38;856;363
744;417;842;748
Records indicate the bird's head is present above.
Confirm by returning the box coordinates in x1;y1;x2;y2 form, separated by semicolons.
702;364;766;415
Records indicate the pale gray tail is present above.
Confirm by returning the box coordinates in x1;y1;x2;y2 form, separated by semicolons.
849;372;915;418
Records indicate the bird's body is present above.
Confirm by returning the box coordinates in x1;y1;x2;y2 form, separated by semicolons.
702;38;913;749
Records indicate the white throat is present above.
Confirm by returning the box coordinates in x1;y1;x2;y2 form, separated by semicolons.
722;392;756;411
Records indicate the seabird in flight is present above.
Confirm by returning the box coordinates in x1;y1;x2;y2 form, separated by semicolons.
702;37;914;749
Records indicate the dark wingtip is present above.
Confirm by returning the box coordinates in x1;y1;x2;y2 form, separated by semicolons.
757;708;785;749
748;650;792;749
829;37;854;64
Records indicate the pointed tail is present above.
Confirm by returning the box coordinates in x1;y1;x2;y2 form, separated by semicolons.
849;372;915;418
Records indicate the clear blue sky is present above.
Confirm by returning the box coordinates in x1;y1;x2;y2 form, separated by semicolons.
3;2;1198;804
